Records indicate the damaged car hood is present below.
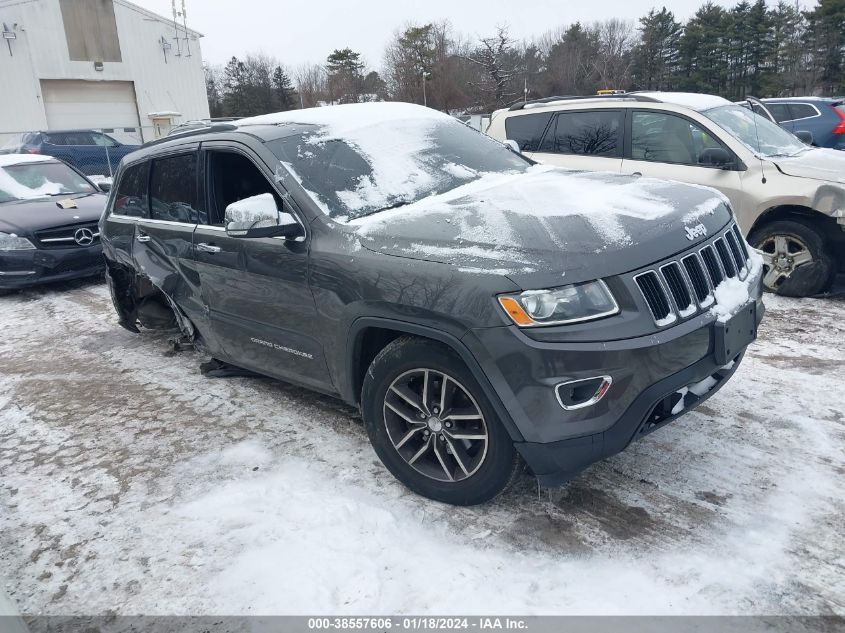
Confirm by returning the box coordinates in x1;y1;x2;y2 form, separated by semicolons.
350;166;733;287
772;148;845;184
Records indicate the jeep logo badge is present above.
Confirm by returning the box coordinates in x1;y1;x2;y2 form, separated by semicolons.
684;223;708;241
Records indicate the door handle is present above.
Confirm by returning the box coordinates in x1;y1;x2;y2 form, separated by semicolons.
136;234;150;243
631;172;643;176
196;242;222;254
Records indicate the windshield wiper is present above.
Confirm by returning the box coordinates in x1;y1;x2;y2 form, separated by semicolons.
377;200;410;212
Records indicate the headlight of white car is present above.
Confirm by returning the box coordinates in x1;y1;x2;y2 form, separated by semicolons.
0;232;36;251
498;280;619;327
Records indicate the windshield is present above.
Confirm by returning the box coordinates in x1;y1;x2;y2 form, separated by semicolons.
703;105;809;158
265;117;530;222
0;161;96;204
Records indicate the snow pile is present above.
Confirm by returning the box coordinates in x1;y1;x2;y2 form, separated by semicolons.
351;165;687;247
0;167;65;200
710;248;764;322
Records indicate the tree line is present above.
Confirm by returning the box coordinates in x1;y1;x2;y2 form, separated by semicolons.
205;0;845;117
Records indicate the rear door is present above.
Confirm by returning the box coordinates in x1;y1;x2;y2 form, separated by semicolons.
530;109;624;173
622;109;746;214
132;146;205;326
194;141;332;391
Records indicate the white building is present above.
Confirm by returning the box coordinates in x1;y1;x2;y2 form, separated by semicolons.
0;0;210;144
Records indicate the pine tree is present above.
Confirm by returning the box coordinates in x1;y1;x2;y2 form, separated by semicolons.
326;48;366;103
272;66;299;110
631;8;682;90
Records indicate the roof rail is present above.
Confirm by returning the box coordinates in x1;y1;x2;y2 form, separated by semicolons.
509;93;662;111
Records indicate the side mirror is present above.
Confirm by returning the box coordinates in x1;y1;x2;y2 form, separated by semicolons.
699;147;733;169
794;130;814;145
224;193;303;240
97;181;112;193
503;139;521;153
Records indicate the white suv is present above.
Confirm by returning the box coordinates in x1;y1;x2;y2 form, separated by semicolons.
488;92;845;297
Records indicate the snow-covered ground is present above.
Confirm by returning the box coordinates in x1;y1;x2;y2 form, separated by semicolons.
0;279;843;616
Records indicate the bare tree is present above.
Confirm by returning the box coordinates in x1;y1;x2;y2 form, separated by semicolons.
463;26;521;110
294;62;327;108
590;19;636;90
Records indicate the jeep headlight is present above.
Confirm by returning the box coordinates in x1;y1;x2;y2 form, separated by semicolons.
0;232;36;251
498;280;619;327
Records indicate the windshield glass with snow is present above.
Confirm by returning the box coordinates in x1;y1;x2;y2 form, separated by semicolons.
265;118;530;222
0;161;95;204
703;105;808;158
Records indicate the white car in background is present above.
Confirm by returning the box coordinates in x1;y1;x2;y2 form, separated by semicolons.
488;92;845;297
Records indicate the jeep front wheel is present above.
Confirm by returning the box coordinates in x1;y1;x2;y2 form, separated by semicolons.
361;336;519;505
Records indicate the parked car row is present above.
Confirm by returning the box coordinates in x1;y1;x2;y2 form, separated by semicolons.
0;93;839;505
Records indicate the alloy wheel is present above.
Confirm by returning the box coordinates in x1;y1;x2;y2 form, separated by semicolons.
383;368;489;483
757;234;814;291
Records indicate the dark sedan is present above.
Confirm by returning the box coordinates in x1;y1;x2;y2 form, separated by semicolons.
0;155;108;292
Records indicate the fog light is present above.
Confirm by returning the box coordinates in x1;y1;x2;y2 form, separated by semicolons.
555;376;612;411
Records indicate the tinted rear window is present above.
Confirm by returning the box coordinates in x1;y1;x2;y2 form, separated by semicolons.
149;154;198;223
764;103;791;123
539;110;623;157
113;161;149;218
789;104;819;120
504;113;553;152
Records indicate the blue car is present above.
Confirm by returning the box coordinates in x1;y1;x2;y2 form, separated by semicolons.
759;97;845;150
2;129;140;176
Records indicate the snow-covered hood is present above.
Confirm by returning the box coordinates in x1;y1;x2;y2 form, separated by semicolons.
351;165;733;287
0;193;106;236
771;148;845;184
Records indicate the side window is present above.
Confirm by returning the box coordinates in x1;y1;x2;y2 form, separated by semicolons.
539;110;623;156
92;133;118;147
504;113;553;152
113;161;150;218
765;103;792;123
60;132;96;146
631;111;723;166
788;103;818;120
149;153;198;223
206;150;282;226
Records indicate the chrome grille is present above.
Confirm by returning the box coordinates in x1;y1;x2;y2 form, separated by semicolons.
34;223;100;249
636;224;751;327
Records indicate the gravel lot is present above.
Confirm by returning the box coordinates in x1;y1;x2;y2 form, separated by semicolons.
1;278;843;616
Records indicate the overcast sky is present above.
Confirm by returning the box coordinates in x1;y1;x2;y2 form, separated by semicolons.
138;0;761;70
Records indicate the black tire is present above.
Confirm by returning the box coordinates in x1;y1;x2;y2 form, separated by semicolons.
748;219;835;297
361;335;520;506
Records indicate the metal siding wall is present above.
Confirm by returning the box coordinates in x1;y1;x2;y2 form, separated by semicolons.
0;0;210;142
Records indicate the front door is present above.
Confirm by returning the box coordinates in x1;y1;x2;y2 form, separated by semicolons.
621;110;746;213
195;142;332;392
528;109;624;173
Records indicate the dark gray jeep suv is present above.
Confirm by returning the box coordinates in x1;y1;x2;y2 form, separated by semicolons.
100;103;764;505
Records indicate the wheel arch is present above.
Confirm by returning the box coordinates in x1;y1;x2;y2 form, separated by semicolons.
749;204;841;241
345;317;525;442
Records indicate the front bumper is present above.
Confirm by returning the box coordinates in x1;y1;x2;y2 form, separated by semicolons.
0;245;104;289
463;295;765;486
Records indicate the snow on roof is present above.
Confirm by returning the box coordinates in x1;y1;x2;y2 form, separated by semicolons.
0;154;54;168
236;102;450;129
637;92;733;111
